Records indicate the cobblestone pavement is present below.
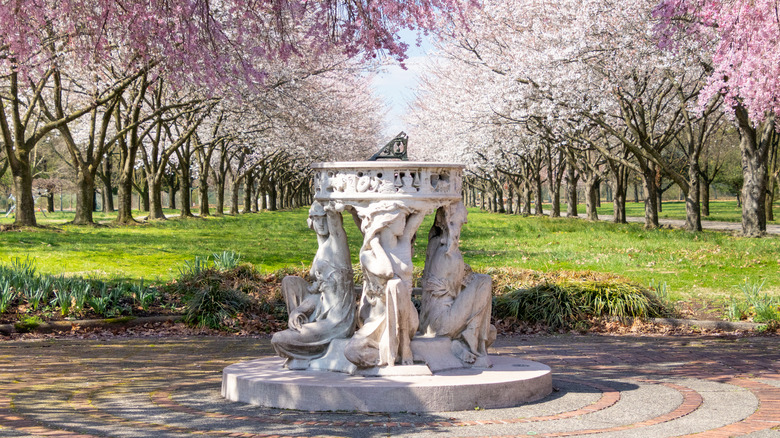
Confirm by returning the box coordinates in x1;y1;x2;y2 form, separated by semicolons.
0;334;778;437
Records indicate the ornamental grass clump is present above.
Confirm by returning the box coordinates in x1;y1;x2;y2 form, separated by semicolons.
727;280;780;327
494;279;674;330
212;251;242;271
176;254;286;330
0;279;15;314
182;273;251;330
0;257;162;321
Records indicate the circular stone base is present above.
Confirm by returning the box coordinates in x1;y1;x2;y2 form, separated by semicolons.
221;356;552;412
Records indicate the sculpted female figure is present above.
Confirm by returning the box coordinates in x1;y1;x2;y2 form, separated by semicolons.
419;202;496;367
271;201;356;368
345;202;425;368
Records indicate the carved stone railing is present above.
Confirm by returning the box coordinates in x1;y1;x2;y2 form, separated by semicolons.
312;161;464;205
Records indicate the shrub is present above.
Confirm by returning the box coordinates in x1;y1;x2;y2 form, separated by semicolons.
494;279;674;330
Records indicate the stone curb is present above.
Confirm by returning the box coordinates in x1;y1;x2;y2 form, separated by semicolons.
0;315;183;335
0;314;766;336
646;317;766;331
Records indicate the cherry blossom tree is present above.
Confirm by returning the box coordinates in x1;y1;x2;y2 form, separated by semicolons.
1;0;471;227
654;0;780;236
412;0;729;232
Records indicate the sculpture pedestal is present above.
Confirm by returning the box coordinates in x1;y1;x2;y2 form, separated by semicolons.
221;355;552;413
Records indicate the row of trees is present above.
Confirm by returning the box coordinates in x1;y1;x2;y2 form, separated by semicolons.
408;0;779;237
1;55;384;225
1;0;470;227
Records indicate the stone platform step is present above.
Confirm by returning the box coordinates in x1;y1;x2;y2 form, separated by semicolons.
221;355;552;412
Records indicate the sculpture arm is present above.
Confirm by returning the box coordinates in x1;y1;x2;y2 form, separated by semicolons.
325;202;346;240
360;236;394;279
402;211;426;241
288;293;319;331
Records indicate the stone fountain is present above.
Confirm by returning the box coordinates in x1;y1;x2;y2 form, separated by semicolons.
222;146;551;412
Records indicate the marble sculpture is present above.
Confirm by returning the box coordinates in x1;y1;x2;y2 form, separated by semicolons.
270;201;356;368
272;162;494;372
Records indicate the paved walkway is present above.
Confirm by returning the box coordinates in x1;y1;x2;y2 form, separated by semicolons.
543;210;780;235
1;334;778;437
616;215;780;235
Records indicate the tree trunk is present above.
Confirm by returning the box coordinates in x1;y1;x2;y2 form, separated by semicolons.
216;180;225;215
243;175;253;213
496;189;506;213
260;189;267;210
685;159;702;232
46;193;54;213
280;184;288;210
179;171;192;218
534;175;544;216
146;174;166;220
140;183;150;212
550;176;561;218
741;145;768;236
766;137;778;222
584;178;599;221
101;158;115;212
72;167;96;225
116;169;135;224
701;178;711;217
506;184;514;215
641;168;660;229
168;187;177;210
198;175;210;217
9;152;37;227
101;188;111;213
612;169;628;224
736;109;772;237
267;184;277;211
595;180;602;208
230;179;241;214
566;162;578;218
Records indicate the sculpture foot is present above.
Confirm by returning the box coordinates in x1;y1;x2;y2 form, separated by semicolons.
400;343;414;365
451;340;477;364
345;336;380;368
284;358;311;370
472;355;493;369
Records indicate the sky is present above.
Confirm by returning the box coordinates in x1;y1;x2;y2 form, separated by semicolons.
370;30;434;140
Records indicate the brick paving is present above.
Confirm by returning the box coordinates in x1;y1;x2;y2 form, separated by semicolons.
0;334;778;437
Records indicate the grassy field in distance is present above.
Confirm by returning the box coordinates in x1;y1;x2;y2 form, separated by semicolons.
0;207;778;301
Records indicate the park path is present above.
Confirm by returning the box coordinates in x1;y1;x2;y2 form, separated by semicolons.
545;210;780;235
0;334;778;437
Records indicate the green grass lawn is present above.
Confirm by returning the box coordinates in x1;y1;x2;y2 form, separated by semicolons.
0;208;778;301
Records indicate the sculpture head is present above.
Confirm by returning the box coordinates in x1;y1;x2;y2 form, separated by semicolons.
307;201;328;237
439;202;468;251
360;201;410;243
447;202;468;229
